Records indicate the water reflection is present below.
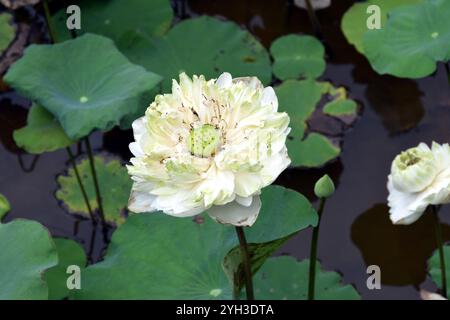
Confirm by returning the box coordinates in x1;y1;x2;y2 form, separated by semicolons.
351;203;450;286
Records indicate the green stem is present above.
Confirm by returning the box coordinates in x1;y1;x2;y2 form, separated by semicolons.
84;136;106;226
235;226;254;300
432;205;447;298
43;0;58;43
305;0;323;39
66;147;95;222
308;197;326;300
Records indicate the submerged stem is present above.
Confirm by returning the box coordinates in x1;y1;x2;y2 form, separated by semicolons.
85;137;106;226
235;226;254;300
43;0;58;43
445;63;450;86
432;205;447;298
308;197;326;300
66;147;95;222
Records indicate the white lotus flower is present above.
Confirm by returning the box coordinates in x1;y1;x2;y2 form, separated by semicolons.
387;142;450;225
127;72;291;226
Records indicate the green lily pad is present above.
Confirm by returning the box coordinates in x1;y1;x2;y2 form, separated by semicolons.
362;0;450;78
44;238;87;300
119;16;272;92
275;79;358;167
53;0;173;43
0;219;58;299
428;245;450;297
341;0;423;54
13;104;74;154
0;13;15;56
270;34;326;80
323;100;358;116
0;193;10;221
4;33;162;139
56;155;132;226
71;186;318;299
253;256;361;300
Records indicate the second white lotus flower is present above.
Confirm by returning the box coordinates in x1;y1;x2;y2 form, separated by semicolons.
387;142;450;225
127;72;291;226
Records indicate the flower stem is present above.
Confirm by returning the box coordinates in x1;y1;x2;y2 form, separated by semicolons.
84;136;106;226
65;147;95;223
308;197;326;300
305;0;323;39
43;0;58;43
235;226;254;300
432;205;447;298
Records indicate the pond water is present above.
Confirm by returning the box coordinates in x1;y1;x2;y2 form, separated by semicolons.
1;0;449;300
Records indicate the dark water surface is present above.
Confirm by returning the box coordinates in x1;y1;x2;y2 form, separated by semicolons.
1;0;450;299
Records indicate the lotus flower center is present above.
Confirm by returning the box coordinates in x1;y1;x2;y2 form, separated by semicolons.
431;32;439;39
398;150;421;169
209;288;222;297
188;124;221;158
79;96;89;103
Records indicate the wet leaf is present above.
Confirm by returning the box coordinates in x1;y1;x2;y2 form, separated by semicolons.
119;16;272;91
341;0;423;54
270;35;325;80
13;104;74;154
0;193;10;221
44;238;86;300
253;256;361;299
56;155;132;226
4;33;162;139
275;80;358;167
428;244;450;297
71;186;317;299
0;13;15;56
323;99;358;116
0;219;57;299
363;0;450;78
53;0;173;43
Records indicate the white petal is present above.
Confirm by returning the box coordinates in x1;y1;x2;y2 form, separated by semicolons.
216;72;232;89
207;196;261;227
261;86;278;111
420;290;447;300
128;190;157;213
387;177;427;225
131;116;146;141
235;195;253;207
129;142;144;157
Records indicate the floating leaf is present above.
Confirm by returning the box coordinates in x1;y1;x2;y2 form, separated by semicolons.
44;238;87;300
0;193;10;221
428;245;450;297
253;256;361;300
56;155;132;226
362;0;450;78
13;104;74;154
323;100;358;116
0;13;15;56
4;33;162;139
119;16;272;91
71;186;317;299
270;35;326;80
54;0;173;43
275;79;358;167
341;0;423;54
0;219;57;299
